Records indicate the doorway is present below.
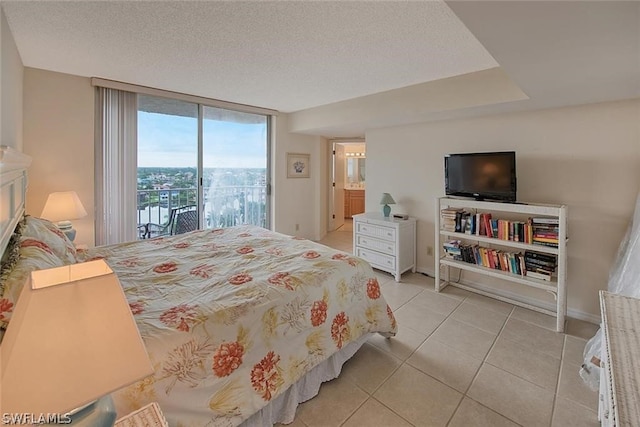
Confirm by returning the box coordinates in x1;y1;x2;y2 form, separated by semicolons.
329;140;366;232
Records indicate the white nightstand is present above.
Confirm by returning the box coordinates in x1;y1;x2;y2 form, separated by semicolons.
353;212;417;282
115;402;168;427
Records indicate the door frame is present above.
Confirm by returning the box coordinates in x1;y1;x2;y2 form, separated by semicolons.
328;139;365;232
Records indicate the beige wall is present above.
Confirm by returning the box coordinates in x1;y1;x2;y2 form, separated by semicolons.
365;99;640;321
273;113;329;240
23;68;94;246
1;7;23;150
21;68;330;246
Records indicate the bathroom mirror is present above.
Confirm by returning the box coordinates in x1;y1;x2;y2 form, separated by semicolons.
347;157;366;184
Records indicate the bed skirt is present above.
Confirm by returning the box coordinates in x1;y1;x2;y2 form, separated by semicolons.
240;332;372;426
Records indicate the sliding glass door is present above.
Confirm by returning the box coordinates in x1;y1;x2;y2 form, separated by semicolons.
202;107;269;229
137;96;198;234
136;95;270;238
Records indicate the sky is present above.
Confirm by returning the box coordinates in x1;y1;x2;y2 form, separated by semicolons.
137;112;267;168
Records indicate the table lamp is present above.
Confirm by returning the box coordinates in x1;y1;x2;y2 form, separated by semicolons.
40;191;88;241
380;193;396;217
1;260;154;426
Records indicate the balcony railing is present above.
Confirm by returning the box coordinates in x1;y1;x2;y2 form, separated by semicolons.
137;186;267;239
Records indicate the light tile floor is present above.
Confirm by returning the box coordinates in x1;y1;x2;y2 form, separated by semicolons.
289;219;601;426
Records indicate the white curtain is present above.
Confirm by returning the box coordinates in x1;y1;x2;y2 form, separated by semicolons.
94;87;138;245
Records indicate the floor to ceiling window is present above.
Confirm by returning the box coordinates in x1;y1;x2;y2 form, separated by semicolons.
136;95;270;239
137;96;198;231
203;106;269;229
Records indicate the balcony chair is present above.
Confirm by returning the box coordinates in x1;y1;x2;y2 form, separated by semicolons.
144;205;198;239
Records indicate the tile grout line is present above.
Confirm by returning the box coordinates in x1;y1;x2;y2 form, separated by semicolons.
444;305;519;426
338;350;413;427
548;334;568;427
364;289;467;426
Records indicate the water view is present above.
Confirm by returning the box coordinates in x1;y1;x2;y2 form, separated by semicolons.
137;167;267;234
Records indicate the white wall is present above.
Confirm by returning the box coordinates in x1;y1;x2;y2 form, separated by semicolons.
366;99;640;321
23;68;95;246
273;113;329;240
1;7;23;150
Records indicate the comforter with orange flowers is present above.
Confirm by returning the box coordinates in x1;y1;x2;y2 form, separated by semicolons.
77;225;397;426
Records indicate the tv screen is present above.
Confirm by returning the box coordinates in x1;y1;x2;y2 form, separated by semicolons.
445;151;517;202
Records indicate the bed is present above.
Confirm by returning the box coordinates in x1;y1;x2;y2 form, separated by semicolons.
0;147;397;426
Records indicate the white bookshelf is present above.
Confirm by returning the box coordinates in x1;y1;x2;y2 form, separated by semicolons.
435;197;568;332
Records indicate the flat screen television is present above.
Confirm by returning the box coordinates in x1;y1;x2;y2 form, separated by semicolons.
445;151;517;202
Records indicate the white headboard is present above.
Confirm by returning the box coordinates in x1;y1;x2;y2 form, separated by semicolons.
0;146;32;258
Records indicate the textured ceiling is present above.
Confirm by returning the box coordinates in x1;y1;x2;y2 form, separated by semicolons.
2;0;498;113
4;1;638;137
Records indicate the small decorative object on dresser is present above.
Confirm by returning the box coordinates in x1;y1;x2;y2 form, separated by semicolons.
379;192;396;217
353;212;416;282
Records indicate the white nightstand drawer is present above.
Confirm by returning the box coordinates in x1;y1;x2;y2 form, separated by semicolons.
356;247;396;270
356;235;396;255
356;222;396;242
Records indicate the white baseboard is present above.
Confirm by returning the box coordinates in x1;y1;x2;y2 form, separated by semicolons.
416;265;600;325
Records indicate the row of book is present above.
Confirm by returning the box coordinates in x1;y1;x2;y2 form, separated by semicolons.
440;208;560;248
531;217;560;247
524;250;557;281
442;240;558;281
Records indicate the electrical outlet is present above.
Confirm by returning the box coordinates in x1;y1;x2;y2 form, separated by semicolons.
427;246;434;256
295;224;300;231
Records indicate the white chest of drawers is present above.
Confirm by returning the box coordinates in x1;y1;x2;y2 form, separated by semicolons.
353;212;416;282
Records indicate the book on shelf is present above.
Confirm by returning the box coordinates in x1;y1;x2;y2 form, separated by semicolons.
532;240;559;248
525;258;557;269
441;208;463;232
524;250;557;278
531;217;560;225
525;270;554;281
533;236;559;244
454;211;463;232
442;240;462;260
524;250;556;263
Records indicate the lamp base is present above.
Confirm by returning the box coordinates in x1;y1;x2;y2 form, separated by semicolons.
72;395;117;427
55;221;76;241
383;204;391;217
63;227;77;242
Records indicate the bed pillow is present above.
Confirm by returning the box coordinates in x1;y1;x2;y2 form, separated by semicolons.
20;216;78;264
0;216;25;285
0;235;66;329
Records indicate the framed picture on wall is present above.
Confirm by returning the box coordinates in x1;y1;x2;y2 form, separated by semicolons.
286;153;310;178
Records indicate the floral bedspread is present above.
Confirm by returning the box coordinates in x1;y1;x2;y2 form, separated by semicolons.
78;225;397;427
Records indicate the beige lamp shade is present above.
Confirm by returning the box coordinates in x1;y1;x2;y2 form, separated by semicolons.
0;260;154;414
41;191;88;223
